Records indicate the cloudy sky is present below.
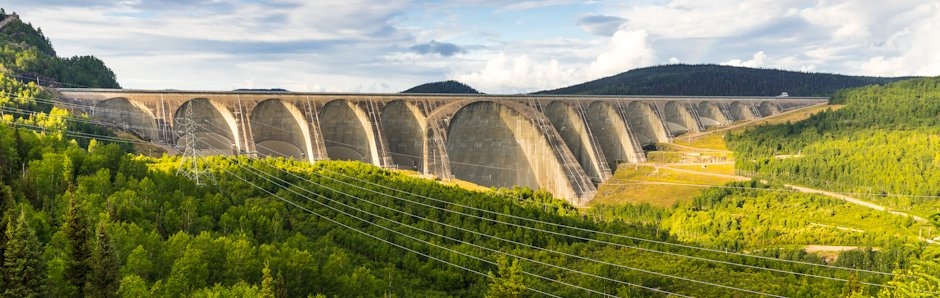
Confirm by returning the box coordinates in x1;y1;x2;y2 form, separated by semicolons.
4;0;939;93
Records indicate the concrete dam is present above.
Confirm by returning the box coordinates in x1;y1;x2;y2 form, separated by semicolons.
57;89;826;206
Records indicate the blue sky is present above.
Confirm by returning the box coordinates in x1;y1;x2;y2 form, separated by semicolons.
4;0;939;93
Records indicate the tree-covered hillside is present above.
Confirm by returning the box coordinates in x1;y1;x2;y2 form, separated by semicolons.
0;8;119;88
538;64;909;97
402;80;481;94
729;77;940;217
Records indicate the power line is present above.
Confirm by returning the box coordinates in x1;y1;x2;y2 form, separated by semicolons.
298;158;899;275
245;147;891;288
233;153;709;297
206;149;611;297
217;161;562;298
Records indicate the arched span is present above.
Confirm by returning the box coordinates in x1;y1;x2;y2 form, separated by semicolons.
625;101;669;145
663;101;696;135
250;99;314;162
544;101;609;182
381;100;426;171
173;98;240;155
319;99;379;165
586;101;642;169
759;101;782;116
696;101;729;127
94;97;158;141
445;101;586;200
729;101;756;121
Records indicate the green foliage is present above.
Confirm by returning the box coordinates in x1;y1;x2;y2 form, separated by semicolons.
0;122;885;297
164;245;209;296
3;209;47;297
538;64;908;96
0;10;120;88
54;55;120;88
62;194;92;297
729;77;940;217
486;256;526;298
117;274;150;298
88;221;120;298
877;247;940;297
260;262;275;298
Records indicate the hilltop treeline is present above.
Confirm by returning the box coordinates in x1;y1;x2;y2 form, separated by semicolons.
538;64;908;96
402;80;481;94
0;8;119;88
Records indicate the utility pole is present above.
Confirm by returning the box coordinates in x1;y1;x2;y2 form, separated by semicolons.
176;104;213;185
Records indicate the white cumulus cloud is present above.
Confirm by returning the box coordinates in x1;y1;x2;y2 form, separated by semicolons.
721;51;767;68
587;29;658;79
453;28;659;93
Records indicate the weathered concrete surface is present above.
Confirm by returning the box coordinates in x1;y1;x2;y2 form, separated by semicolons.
624;102;669;145
57;89;826;206
586;101;645;167
544;101;611;183
381;100;426;171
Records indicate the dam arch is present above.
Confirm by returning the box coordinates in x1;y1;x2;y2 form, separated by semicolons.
445;101;588;200
381;100;426;171
319;99;380;165
759;101;782;116
696;101;729;127
543;101;610;182
250;99;314;161
663;101;696;135
586;101;641;168
94;97;158;141
730;101;756;121
625;101;669;145
173;98;241;155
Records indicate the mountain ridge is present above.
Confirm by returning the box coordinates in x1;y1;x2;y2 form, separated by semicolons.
535;64;911;97
401;80;481;94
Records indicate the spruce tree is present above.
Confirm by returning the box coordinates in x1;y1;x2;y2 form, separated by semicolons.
260;262;275;298
3;209;46;297
0;185;15;272
86;221;119;298
62;194;92;297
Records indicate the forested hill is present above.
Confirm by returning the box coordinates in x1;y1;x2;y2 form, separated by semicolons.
402;80;481;94
0;8;120;88
729;77;940;217
537;64;909;97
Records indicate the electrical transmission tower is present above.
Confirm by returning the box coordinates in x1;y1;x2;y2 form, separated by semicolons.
176;104;213;185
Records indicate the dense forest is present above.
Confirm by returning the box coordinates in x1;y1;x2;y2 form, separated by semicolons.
0;8;120;88
537;64;909;97
728;77;940;217
402;80;481;94
3;71;936;296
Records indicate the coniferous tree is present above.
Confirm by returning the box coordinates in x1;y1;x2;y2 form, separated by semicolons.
3;209;46;297
260;262;275;298
62;194;92;297
86;221;119;298
0;185;15;270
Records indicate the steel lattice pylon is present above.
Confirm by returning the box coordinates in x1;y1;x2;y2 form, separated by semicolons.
176;103;214;185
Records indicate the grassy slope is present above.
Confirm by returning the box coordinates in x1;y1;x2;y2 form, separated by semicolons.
591;104;834;207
